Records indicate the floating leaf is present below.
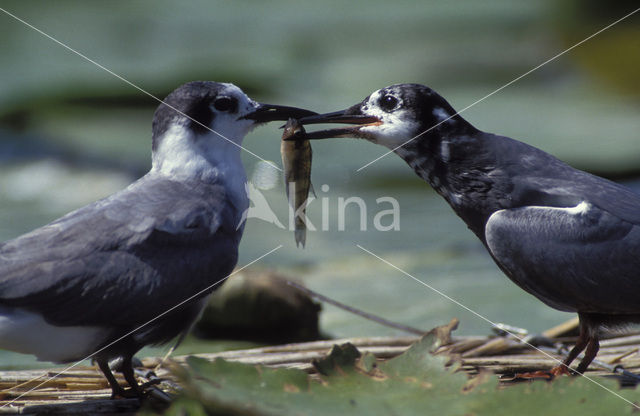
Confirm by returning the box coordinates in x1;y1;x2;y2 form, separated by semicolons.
163;321;638;415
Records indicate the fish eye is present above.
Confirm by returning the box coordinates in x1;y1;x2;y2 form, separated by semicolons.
379;94;399;112
213;96;236;112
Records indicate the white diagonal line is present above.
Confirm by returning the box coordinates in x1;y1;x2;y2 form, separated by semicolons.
0;7;282;172
356;244;640;410
357;7;640;171
0;245;282;406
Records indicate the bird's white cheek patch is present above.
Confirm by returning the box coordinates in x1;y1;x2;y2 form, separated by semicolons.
153;125;244;183
361;118;419;149
214;116;255;141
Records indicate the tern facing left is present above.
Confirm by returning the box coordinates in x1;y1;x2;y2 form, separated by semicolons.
0;81;314;397
296;83;640;377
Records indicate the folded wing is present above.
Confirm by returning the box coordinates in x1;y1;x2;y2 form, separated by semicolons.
485;201;640;314
0;175;241;329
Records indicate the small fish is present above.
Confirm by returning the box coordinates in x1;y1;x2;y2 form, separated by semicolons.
281;118;314;247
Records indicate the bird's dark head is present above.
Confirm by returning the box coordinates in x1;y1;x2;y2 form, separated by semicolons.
151;81;314;177
152;81;314;151
296;83;469;149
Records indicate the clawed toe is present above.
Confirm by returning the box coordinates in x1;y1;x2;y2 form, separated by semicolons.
550;364;573;377
513;364;575;381
513;370;554;380
110;386;142;399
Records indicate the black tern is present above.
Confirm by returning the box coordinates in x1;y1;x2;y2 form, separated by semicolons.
296;83;640;377
0;81;314;397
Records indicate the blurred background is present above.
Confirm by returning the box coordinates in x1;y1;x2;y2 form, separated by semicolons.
0;0;638;368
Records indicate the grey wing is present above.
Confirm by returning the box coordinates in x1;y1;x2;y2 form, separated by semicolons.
516;175;640;226
485;202;640;314
505;143;640;226
579;178;640;226
0;177;241;328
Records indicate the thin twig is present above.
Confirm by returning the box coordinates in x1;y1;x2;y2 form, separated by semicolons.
286;280;426;336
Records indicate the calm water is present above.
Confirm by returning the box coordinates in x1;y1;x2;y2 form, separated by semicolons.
0;0;638;368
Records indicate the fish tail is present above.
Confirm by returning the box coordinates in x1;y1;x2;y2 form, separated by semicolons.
294;227;306;248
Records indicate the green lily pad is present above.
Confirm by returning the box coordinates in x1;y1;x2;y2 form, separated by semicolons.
161;321;638;415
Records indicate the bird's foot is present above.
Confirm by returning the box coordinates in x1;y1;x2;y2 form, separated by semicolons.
110;379;165;400
139;377;164;389
109;380;147;400
513;370;554;380
110;386;142;400
513;365;573;381
549;364;573;377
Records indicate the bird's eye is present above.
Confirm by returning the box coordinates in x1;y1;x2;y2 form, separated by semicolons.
213;97;236;112
379;94;399;112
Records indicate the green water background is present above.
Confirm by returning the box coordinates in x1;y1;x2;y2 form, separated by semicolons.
0;0;638;368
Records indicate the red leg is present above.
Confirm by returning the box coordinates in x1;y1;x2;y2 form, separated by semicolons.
548;327;590;376
575;336;599;374
516;316;591;380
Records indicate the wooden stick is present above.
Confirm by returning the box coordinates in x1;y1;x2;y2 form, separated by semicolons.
286;280;427;336
541;316;579;339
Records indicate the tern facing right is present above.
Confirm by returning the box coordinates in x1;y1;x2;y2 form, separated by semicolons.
0;81;314;397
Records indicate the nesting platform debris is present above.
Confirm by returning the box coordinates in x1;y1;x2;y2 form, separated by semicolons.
2;319;640;414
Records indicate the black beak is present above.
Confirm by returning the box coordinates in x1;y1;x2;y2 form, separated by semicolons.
242;103;317;123
291;104;381;140
298;108;380;126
